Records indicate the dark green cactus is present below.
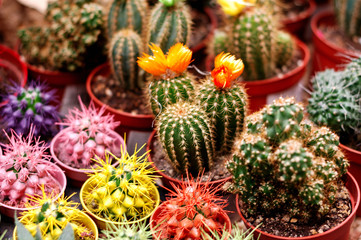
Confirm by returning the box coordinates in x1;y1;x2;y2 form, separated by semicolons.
333;0;361;40
209;29;229;57
156;101;214;175
344;57;361;95
109;29;145;90
107;0;148;38
275;31;296;68
146;0;192;53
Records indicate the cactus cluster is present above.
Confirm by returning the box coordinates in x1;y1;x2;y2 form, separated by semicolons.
18;0;106;72
0;81;60;140
82;147;159;222
227;97;349;221
100;221;151;240
54;98;121;169
0;128;61;208
333;0;361;41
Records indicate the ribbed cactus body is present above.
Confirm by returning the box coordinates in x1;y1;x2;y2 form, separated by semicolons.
107;0;148;38
109;29;144;90
149;74;195;116
275;31;295;68
210;30;229;57
156;102;214;175
334;0;361;38
146;1;191;53
196;79;248;152
344;57;361;95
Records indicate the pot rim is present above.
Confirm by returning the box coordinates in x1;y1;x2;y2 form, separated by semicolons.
282;0;316;25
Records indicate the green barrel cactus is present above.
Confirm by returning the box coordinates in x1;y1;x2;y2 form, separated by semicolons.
109;29;145;90
333;0;361;40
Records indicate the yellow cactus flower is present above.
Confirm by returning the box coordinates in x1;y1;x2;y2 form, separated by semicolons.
217;0;256;16
211;52;244;89
137;43;192;78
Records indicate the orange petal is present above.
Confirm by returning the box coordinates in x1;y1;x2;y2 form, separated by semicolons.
212;52;244;88
137;43;167;76
167;43;193;74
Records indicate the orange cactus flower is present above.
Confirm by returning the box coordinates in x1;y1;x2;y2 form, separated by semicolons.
211;52;244;89
137;43;192;78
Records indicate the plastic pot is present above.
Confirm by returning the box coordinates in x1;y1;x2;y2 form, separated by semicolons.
311;10;360;74
146;130;232;190
50;127;125;187
0;160;67;219
86;63;154;137
80;175;160;229
13;209;99;240
236;172;360;240
150;201;232;240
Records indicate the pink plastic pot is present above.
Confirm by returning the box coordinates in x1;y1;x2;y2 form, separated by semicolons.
0;160;67;219
86;63;154;137
311;10;360;74
50;127;125;187
146;130;232;190
236;172;360;240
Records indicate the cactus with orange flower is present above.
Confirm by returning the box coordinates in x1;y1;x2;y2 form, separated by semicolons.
196;53;248;152
137;43;195;115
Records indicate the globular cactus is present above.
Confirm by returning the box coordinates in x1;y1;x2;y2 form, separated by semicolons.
109;29;145;90
196;52;248;152
54;98;121;169
333;0;361;40
275;31;296;68
137;42;195;116
0;81;60;141
0;127;61;208
344;57;361;95
146;0;192;53
226;97;349;221
100;221;151;240
82;147;159;222
106;0;148;38
156;101;214;175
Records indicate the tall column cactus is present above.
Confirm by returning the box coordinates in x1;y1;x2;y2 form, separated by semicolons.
333;0;361;40
109;29;145;90
146;0;192;53
137;43;195;116
196;52;248;152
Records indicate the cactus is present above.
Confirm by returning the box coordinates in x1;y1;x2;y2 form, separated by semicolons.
152;176;229;240
0;80;60;141
209;30;229;57
18;193;92;240
109;29;145;91
196;52;248;152
204;223;258;240
106;0;148;38
18;0;105;72
333;0;361;40
0;127;61;208
344;57;361;95
99;221;151;240
227;97;349;221
54;97;121;169
146;0;192;53
156;101;215;175
137;43;195;116
82;146;159;222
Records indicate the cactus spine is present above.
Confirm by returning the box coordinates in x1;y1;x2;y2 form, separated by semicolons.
107;0;148;38
109;29;145;90
333;0;361;39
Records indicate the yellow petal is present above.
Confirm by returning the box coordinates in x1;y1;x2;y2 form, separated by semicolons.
217;0;255;16
137;43;167;76
166;43;192;74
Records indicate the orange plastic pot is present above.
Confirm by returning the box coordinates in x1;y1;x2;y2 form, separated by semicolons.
86;63;154;137
236;172;360;240
311;10;360;74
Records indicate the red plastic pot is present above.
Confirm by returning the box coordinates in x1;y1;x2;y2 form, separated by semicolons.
86;63;154;137
146;130;232;190
311;10;360;74
236;172;360;240
50;127;125;187
206;37;310;113
0;160;67;219
150;201;232;240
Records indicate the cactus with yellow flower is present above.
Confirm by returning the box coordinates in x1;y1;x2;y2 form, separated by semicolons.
81;145;159;224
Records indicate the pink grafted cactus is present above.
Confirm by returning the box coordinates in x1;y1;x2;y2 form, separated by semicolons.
55;97;121;169
0;127;60;207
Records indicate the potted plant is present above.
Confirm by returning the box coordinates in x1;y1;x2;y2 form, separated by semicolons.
99;220;152;239
311;0;361;73
208;0;310;112
307;58;361;216
13;193;98;239
50;97;125;187
150;175;232;239
0;127;67;219
226;96;359;239
203;223;258;240
17;0;106;102
80;146;160;229
140;46;247;188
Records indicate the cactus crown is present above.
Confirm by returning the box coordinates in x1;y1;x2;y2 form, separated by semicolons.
227;97;349;221
82;146;159;222
100;220;151;240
